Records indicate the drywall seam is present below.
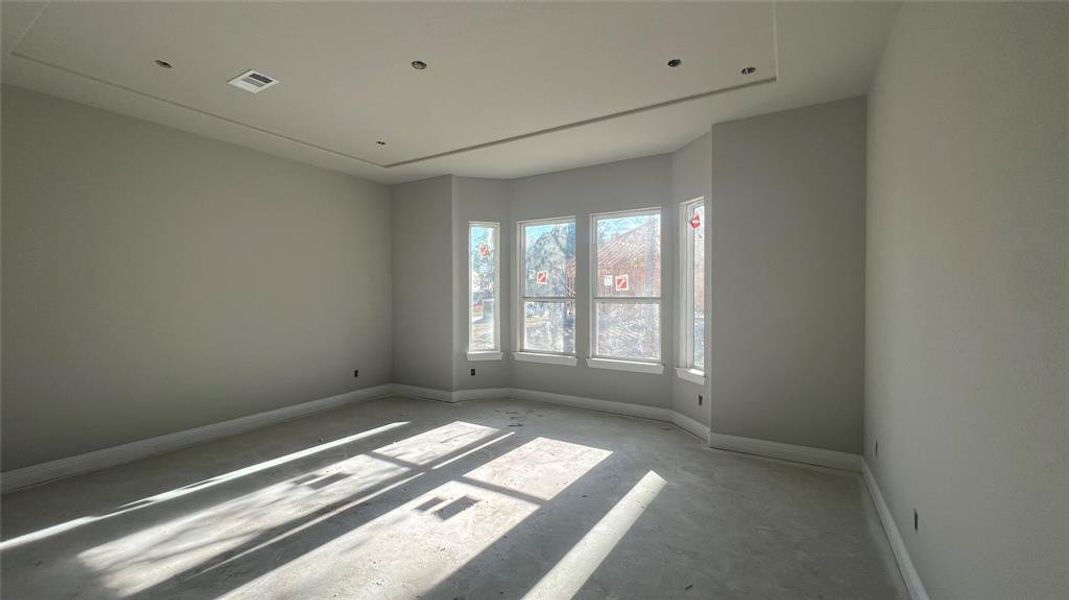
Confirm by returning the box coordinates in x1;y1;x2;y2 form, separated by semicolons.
0;384;394;493
862;460;931;600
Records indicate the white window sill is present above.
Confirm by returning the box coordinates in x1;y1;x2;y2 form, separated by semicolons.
675;368;706;385
467;351;503;361
513;352;578;367
587;357;664;375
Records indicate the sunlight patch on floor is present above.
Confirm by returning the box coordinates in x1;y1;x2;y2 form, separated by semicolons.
0;421;410;551
374;421;500;466
75;421;501;597
221;437;612;599
522;470;666;599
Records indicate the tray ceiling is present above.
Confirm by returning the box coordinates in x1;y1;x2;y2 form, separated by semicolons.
2;2;901;184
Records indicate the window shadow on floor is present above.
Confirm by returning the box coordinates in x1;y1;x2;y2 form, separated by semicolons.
2;398;652;599
1;396;908;600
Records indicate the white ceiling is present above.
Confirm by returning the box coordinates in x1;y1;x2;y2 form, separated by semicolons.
2;1;901;184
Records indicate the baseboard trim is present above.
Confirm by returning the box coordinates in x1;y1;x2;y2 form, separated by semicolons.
390;383;455;403
862;460;930;600
1;383;859;495
392;384;714;442
0;384;393;493
707;432;862;472
671;411;711;442
451;387;513;402
508;388;675;423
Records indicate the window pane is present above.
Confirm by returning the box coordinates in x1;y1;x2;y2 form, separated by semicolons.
595;301;660;361
470;224;498;351
523;221;576;297
523;300;575;354
595;212;661;298
691;205;705;370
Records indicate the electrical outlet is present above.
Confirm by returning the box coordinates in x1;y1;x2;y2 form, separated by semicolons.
354;370;359;378
470;368;476;376
698;394;703;406
913;509;918;531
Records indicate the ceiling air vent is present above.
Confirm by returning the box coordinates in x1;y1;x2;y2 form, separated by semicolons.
228;69;279;94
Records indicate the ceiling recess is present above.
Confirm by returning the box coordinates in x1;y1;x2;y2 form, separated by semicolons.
2;0;914;181
228;69;279;93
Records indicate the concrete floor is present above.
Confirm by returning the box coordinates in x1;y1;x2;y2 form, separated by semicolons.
1;396;907;599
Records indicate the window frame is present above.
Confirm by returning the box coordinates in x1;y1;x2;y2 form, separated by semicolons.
588;206;664;371
467;221;502;360
677;197;706;383
514;215;578;364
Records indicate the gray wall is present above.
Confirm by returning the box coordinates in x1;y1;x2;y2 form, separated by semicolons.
865;4;1068;599
509;156;675;408
1;85;392;470
2;84;875;473
710;97;867;454
670;133;713;426
452;177;512;390
390;176;455;391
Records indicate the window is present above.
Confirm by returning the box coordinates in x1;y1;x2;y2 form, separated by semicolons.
591;208;662;366
468;222;500;358
517;217;576;357
679;198;706;381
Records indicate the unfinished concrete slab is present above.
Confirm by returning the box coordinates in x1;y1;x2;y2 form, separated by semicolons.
0;396;907;599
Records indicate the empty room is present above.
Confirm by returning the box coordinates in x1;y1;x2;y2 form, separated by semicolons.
1;2;1065;599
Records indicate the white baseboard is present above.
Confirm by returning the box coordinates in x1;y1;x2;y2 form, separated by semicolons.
0;384;393;493
862;460;930;600
451;387;513;402
1;382;860;498
389;384;455;403
392;384;713;442
508;388;675;423
671;411;711;442
707;431;862;472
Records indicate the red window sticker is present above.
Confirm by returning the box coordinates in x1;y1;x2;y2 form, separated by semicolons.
479;243;490;257
536;271;548;285
614;274;630;292
690;211;702;229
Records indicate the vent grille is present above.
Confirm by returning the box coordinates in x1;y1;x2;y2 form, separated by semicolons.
228;69;279;94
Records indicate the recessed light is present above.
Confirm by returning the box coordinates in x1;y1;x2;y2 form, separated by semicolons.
154;59;173;69
411;60;427;70
667;58;682;68
376;140;387;146
741;66;756;75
